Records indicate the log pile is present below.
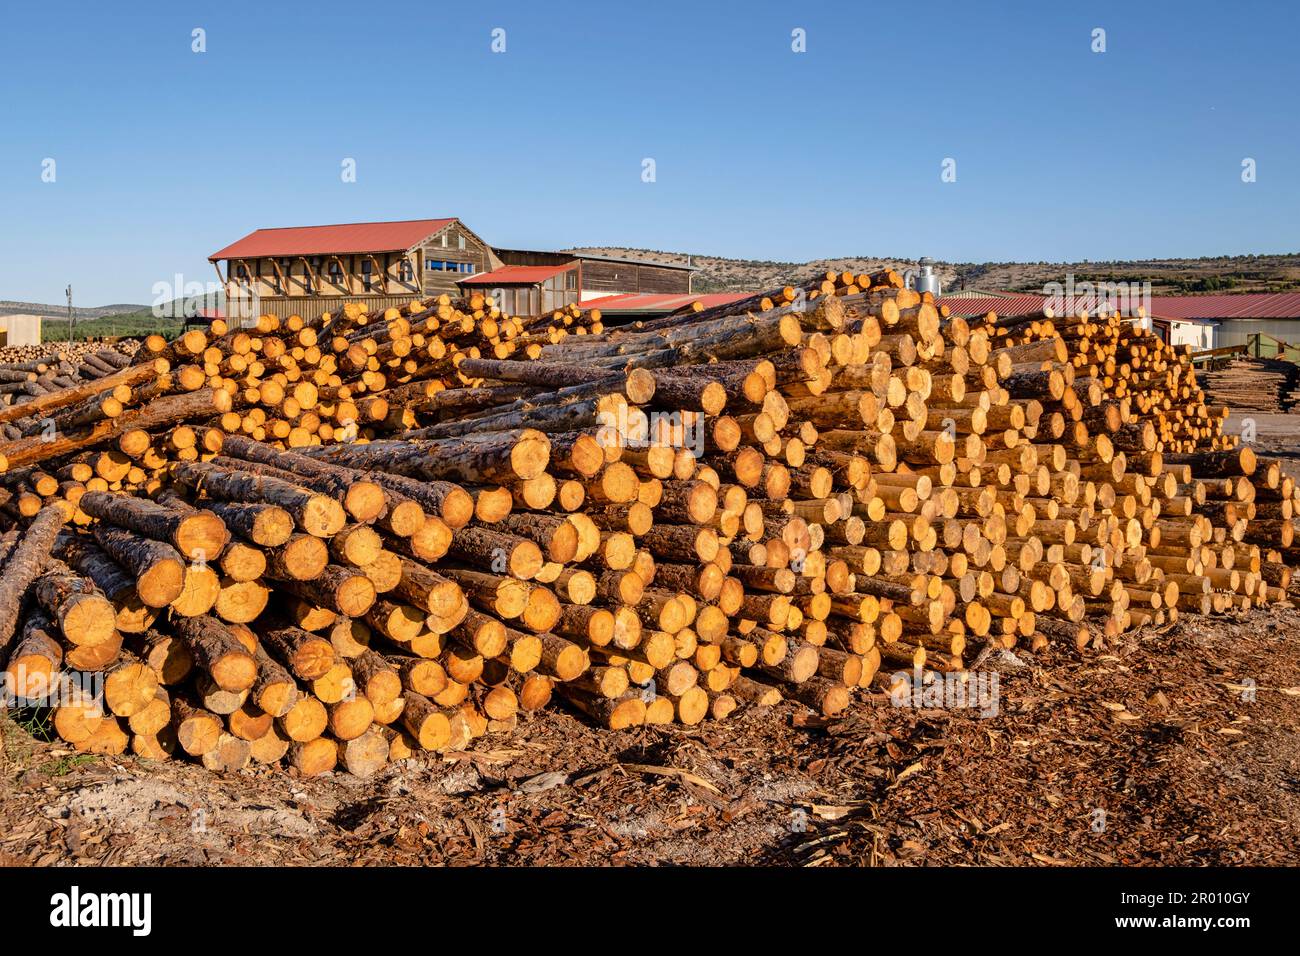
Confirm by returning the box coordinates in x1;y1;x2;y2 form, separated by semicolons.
0;278;1296;779
0;340;138;374
1195;357;1300;413
0;293;551;502
0;344;144;441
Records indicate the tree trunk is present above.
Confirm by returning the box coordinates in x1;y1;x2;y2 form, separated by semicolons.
0;505;67;656
79;491;229;562
172;615;257;692
31;561;117;648
300;429;551;484
171;460;346;538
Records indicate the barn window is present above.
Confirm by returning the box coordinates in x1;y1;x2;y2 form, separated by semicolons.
423;259;474;273
400;259;414;282
328;261;343;286
458;235;466;250
440;233;449;248
362;259;373;291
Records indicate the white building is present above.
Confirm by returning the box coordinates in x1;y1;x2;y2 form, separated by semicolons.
0;314;43;347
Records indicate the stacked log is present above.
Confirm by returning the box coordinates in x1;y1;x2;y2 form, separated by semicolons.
0;345;145;448
1194;356;1300;413
0;340;138;372
0;277;1296;780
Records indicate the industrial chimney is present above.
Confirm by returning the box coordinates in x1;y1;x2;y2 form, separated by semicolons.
905;257;942;296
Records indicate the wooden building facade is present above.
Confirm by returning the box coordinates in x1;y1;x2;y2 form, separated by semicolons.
493;249;694;300
458;263;581;316
209;218;499;323
463;250;695;314
209;219;695;322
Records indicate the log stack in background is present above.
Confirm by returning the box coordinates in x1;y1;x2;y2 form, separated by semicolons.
0;340;139;369
0;343;141;444
1194;355;1300;414
0;279;1296;779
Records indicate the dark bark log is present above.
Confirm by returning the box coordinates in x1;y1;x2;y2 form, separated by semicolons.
272;564;377;618
92;523;185;609
298;428;551;484
79;491;229;561
171;460;345;537
172;615;257;692
258;624;336;681
0;505;66;658
31;560;117;648
217;436;389;522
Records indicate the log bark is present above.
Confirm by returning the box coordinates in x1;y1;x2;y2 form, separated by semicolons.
172;615;257;692
171;460;346;538
79;491;229;561
0;505;67;656
300;429;551;484
92;523;185;609
31;561;117;648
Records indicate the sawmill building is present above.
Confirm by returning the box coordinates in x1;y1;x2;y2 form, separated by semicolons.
209;218;695;323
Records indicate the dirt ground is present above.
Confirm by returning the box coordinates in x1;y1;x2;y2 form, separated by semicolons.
2;603;1299;867
4;424;1298;869
1227;413;1300;478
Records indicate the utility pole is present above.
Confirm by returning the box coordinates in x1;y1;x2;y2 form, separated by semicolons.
66;284;74;344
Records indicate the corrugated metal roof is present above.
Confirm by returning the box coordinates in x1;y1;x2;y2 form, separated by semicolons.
939;291;1300;322
567;252;698;271
459;264;574;285
938;294;1049;317
210;218;455;261
583;292;750;313
1147;293;1300;320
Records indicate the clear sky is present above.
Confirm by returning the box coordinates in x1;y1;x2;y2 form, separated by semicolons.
1;0;1296;305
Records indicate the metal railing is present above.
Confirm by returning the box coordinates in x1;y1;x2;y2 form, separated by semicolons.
1246;332;1300;362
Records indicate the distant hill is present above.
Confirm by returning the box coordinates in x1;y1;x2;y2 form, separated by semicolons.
566;248;1300;296
8;248;1300;340
566;248;937;294
0;299;150;320
1;295;219;343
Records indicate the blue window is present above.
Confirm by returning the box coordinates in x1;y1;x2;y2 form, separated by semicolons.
425;259;478;273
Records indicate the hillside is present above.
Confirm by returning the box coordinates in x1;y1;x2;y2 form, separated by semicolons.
8;250;1300;336
567;248;1300;296
39;309;188;343
0;299;150;321
0;296;216;343
567;248;943;294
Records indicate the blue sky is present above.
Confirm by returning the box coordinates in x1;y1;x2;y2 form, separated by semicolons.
1;0;1296;304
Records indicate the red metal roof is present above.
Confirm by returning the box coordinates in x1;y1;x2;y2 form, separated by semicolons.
458;264;574;286
938;293;1146;317
583;292;750;313
209;218;455;261
1146;293;1300;320
940;291;1300;322
939;294;1051;317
